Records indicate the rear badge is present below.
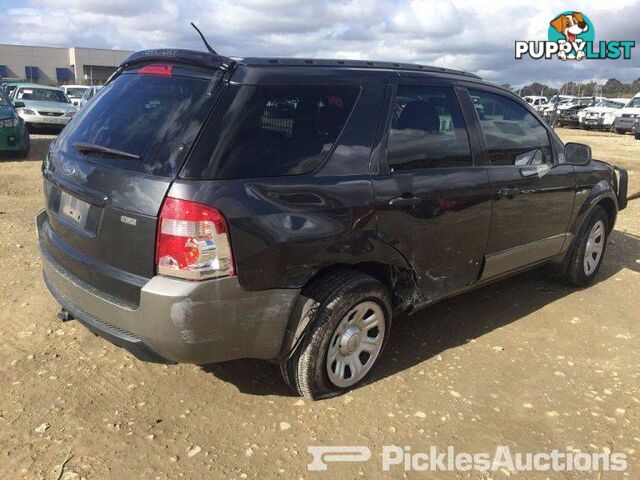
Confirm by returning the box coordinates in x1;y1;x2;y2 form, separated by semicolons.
61;158;77;176
120;215;137;226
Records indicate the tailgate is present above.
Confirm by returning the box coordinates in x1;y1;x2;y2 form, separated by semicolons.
39;63;222;306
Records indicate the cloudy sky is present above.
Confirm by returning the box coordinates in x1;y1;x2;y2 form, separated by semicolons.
1;0;639;87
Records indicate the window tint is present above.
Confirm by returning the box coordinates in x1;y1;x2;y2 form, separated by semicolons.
185;85;359;179
386;85;472;170
470;89;552;166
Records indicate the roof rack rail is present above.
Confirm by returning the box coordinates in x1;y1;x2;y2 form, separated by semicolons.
237;57;481;79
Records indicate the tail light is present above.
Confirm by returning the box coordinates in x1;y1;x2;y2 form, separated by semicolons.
156;197;234;280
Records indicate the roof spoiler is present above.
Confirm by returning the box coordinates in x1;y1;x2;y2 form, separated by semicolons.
105;49;236;85
121;49;235;71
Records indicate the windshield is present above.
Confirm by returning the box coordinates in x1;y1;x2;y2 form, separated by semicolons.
625;97;640;108
16;88;69;103
65;87;88;99
57;70;216;177
596;100;624;109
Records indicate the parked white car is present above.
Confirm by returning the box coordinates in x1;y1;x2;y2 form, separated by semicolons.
523;95;548;106
11;84;77;129
612;94;640;134
78;85;103;108
60;85;89;107
580;98;628;129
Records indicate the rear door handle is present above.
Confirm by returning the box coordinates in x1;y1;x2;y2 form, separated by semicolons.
389;196;422;208
498;187;519;199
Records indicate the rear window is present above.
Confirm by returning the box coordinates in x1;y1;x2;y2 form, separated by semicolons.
57;70;216;177
182;85;359;179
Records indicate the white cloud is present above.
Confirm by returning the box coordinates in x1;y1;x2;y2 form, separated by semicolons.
2;0;639;86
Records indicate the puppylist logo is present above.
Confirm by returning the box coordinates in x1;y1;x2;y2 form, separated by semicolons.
515;11;635;61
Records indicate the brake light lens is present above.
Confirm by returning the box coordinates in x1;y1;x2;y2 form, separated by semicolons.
156;197;234;280
138;64;173;76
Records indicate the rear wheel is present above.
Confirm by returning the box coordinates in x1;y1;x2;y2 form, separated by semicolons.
615;128;626;135
635;132;640;140
558;206;609;287
280;270;391;399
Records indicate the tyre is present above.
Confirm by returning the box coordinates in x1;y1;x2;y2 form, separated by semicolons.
635;133;640;140
615;128;625;135
280;269;392;399
558;206;609;287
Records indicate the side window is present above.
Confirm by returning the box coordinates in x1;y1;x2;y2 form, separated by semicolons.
386;85;472;170
469;89;552;166
197;85;359;179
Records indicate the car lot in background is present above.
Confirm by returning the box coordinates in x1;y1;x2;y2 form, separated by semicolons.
10;84;77;130
0;89;30;157
60;85;90;107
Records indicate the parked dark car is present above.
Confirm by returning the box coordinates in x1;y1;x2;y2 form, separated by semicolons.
633;117;640;140
0;89;30;157
37;49;628;399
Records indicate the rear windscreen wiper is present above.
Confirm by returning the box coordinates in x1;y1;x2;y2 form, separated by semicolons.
74;142;141;160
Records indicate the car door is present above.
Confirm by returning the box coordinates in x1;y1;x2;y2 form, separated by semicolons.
464;87;576;280
372;80;493;303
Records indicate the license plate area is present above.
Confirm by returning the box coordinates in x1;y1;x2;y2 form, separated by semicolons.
60;191;90;228
52;188;101;236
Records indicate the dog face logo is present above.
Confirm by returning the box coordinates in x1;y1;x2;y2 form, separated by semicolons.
550;12;588;43
548;11;594;60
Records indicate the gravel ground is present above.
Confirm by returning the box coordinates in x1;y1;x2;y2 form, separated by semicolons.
0;128;638;479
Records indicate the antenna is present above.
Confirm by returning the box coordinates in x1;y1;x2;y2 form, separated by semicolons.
191;22;217;55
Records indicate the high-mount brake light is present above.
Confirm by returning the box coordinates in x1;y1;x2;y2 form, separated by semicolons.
138;64;173;76
156;197;234;280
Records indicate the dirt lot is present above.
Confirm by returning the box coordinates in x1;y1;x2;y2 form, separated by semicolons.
0;128;639;479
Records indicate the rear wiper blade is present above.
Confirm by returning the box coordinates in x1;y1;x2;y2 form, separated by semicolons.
74;142;141;160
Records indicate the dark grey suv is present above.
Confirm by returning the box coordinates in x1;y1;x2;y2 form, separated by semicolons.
38;49;628;399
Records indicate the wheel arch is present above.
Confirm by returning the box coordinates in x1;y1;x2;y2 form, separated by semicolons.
276;260;417;361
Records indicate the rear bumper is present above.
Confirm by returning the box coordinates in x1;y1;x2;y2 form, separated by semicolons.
37;210;300;364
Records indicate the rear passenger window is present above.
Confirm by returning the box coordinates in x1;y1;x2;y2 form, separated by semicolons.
469;90;552;166
386;85;472;170
188;85;359;179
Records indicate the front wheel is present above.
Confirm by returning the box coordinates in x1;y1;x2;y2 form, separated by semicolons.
280;270;391;399
558;206;609;287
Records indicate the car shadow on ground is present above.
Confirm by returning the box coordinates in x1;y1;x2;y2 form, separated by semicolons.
202;227;640;397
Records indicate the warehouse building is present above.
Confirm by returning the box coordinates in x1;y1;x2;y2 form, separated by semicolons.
0;44;132;86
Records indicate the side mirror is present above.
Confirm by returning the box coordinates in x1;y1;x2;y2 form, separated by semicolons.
564;142;592;166
14;101;25;108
